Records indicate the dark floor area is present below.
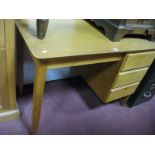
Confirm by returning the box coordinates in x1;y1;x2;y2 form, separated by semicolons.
0;76;155;135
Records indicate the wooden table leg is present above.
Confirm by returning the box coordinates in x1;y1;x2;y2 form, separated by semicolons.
120;95;130;107
32;62;47;134
16;27;24;96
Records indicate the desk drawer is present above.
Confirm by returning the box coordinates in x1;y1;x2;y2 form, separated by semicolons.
106;82;139;102
112;67;148;88
0;20;5;49
121;52;155;71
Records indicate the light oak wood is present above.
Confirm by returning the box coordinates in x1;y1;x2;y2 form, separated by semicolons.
106;82;140;102
120;51;155;71
0;20;18;122
0;108;19;122
0;19;9;111
47;54;122;69
82;61;123;102
112;67;148;88
0;51;9;110
0;105;3;111
32;61;47;134
16;20;155;60
0;20;5;49
4;20;16;109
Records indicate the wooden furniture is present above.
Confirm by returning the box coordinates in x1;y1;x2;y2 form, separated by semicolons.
81;51;155;102
15;19;155;134
90;19;155;41
0;20;19;122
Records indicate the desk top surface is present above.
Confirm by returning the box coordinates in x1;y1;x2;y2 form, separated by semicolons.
16;19;155;60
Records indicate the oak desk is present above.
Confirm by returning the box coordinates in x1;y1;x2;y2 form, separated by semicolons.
16;19;155;134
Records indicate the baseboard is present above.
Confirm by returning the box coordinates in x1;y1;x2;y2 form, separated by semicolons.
0;108;20;122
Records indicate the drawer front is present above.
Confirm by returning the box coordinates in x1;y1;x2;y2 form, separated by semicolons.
106;82;139;102
0;20;5;49
121;52;155;71
113;67;148;88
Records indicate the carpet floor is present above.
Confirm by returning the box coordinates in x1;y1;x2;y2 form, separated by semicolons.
0;77;155;135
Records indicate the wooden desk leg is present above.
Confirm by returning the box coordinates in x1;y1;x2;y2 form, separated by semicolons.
121;96;130;107
32;62;47;134
16;27;24;96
